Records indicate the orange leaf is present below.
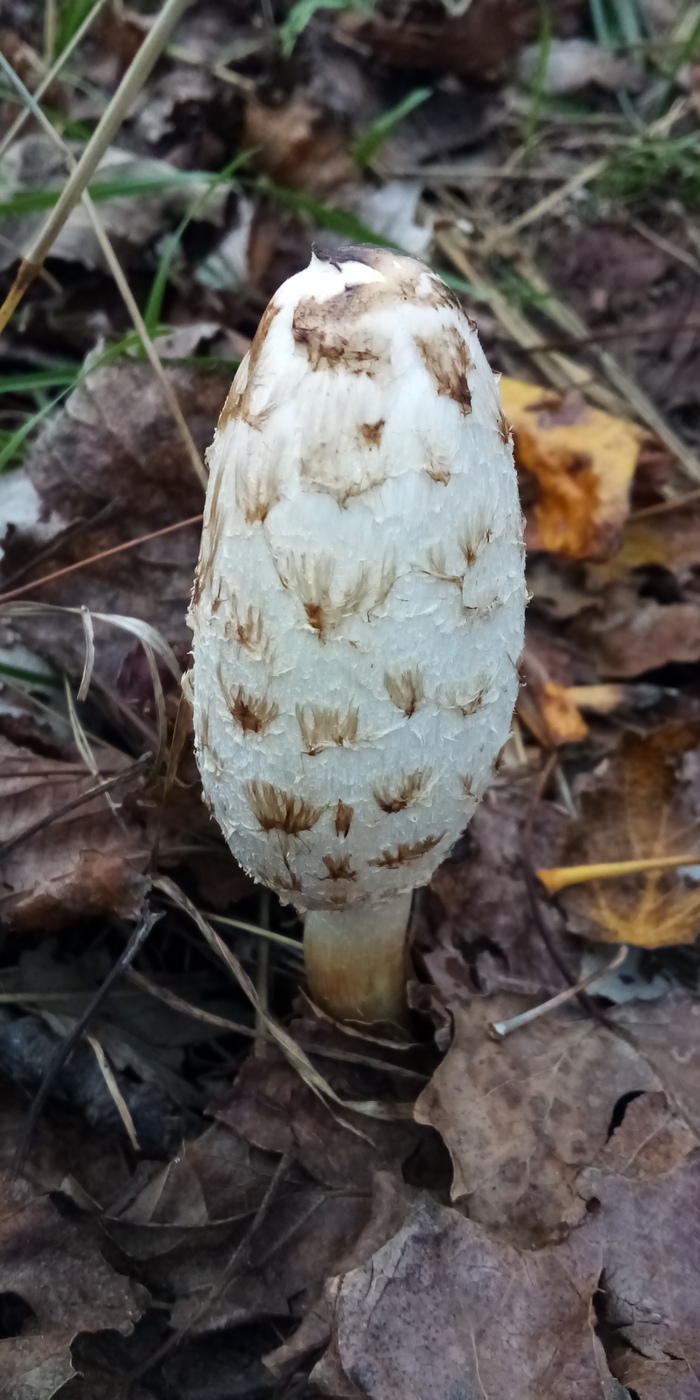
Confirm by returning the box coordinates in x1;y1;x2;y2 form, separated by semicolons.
501;378;645;560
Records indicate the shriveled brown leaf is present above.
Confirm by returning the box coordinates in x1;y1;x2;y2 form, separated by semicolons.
582;590;700;677
0;736;148;931
0;1169;147;1398
554;726;700;947
311;1193;612;1400
105;1116;383;1340
415;998;659;1243
343;0;574;81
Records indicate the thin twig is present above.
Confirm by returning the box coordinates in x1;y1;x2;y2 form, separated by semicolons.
0;514;203;606
490;946;628;1039
14;908;162;1170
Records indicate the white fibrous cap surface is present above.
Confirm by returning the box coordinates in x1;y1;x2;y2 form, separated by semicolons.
188;247;526;912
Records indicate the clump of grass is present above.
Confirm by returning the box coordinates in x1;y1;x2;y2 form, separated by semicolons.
600;130;700;209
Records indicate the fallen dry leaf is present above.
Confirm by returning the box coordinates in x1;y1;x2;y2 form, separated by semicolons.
502;377;644;559
417;781;571;1003
415;998;658;1243
213;1028;424;1191
554;726;700;947
0;361;228;684
0;736;148;931
580;1124;700;1385
311;1192;611;1399
0;1168;146;1397
244;94;355;197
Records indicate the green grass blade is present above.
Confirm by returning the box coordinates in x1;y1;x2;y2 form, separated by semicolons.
260;180;397;245
56;0;102;56
0;169;223;219
280;0;372;57
143;152;252;336
353;87;432;170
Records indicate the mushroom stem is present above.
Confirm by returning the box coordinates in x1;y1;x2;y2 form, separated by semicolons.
303;893;412;1026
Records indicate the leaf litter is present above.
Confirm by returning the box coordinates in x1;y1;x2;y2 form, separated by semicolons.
2;0;700;1397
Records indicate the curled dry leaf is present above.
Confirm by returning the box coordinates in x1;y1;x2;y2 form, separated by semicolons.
501;377;644;559
0;736;148;931
553;726;700;948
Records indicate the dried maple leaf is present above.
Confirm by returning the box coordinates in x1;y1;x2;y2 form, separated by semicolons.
552;726;700;948
501;377;645;560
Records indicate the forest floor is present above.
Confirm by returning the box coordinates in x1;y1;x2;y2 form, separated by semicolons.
1;1;700;1397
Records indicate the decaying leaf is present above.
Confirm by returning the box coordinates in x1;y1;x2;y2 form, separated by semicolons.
502;377;644;559
311;1192;611;1399
417;782;570;1003
0;736;149;931
553;726;700;947
0;1169;146;1397
0;362;228;683
415;998;658;1243
579;1103;700;1388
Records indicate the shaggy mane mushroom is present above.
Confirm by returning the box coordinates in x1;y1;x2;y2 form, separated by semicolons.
187;246;526;1025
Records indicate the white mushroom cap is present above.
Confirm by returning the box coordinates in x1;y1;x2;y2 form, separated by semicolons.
188;247;526;913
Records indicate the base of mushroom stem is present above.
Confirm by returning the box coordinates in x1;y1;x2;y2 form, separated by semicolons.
303;893;413;1027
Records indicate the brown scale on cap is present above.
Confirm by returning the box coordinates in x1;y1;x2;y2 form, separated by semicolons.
498;408;512;444
369;833;444;868
322;853;357;882
292;292;384;376
424;456;452;486
422;547;464;589
218;301;280;430
297;704;360;755
359;419;385;447
373;769;430;814
300;454;387;508
459;522;492;568
224;603;269;661
279;553;396;640
384;668;424;717
292;248;464;382
235;460;281;525
218;675;278;736
415;326;473;416
244;780;324;835
335;800;354;838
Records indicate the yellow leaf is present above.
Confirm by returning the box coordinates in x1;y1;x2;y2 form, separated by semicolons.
501;377;645;560
517;679;589;748
552;726;700;948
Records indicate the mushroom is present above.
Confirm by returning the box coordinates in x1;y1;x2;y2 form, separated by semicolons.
187;247;526;1025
